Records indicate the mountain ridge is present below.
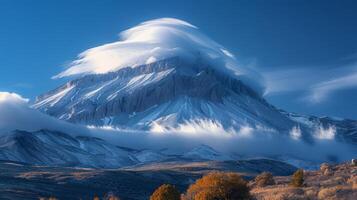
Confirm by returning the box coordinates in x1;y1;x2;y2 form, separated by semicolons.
33;57;297;134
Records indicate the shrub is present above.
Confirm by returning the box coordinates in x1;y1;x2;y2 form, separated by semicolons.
320;163;333;176
254;172;275;187
347;175;357;189
150;184;181;200
93;195;100;200
290;169;304;187
183;172;250;200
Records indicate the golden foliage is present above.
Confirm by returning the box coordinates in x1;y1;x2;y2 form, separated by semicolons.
93;195;100;200
183;172;250;200
290;169;304;187
254;172;275;187
150;184;181;200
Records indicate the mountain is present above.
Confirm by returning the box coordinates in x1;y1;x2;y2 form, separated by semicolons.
32;56;357;145
32;18;299;135
0;129;138;168
1;18;355;169
183;144;231;161
282;111;357;144
33;57;296;134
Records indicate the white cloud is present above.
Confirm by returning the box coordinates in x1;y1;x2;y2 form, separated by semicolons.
313;125;336;140
0;91;355;164
0;92;29;104
262;67;323;95
150;119;233;138
289;126;302;140
263;62;357;103
0;91;84;134
308;72;357;103
53;18;264;94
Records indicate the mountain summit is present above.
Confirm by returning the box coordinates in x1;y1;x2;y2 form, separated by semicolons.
33;18;357;146
33;18;296;133
33;56;296;133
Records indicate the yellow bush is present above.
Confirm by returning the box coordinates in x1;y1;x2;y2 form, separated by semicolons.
254;172;275;187
290;169;304;187
150;184;181;200
183;172;250;200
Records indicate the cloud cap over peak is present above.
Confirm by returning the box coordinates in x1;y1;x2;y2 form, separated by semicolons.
54;18;264;94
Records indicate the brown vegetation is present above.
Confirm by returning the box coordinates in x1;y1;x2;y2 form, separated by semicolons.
254;172;275;187
182;172;250;200
38;162;356;200
290;169;304;187
150;184;180;200
251;162;357;200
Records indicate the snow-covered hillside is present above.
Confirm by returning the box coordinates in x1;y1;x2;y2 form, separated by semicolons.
0;129;138;168
34;57;296;135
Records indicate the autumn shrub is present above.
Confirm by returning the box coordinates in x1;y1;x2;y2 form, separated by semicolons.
254;172;275;187
320;163;333;176
183;172;250;200
93;195;100;200
150;184;181;200
290;169;304;187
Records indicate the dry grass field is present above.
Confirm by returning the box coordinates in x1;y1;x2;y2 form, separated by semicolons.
250;162;357;200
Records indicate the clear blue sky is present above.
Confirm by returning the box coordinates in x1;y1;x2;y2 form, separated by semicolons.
1;0;357;119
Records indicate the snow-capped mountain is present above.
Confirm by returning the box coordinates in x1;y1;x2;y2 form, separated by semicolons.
1;18;355;169
32;18;357;146
34;57;296;134
33;18;297;133
282;111;357;144
0;129;138;168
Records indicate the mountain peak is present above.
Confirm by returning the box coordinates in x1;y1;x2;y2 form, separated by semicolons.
53;18;264;95
34;56;292;132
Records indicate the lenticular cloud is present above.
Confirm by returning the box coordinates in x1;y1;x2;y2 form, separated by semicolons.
54;18;264;94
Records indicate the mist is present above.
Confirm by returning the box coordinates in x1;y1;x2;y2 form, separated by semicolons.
0;91;355;167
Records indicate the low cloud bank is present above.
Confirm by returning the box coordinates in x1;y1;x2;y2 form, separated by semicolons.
91;120;356;164
0;92;86;135
0;92;355;165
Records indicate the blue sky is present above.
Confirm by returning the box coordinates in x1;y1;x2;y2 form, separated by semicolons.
0;0;357;119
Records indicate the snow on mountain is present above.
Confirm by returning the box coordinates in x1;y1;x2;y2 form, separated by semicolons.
1;90;356;168
32;18;357;146
0;129;139;168
281;111;357;144
33;18;290;133
0;91;166;167
1;18;356;168
183;144;232;161
34;57;296;135
134;149;169;163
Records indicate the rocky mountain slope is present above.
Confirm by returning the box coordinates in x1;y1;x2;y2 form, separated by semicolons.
33;57;295;134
